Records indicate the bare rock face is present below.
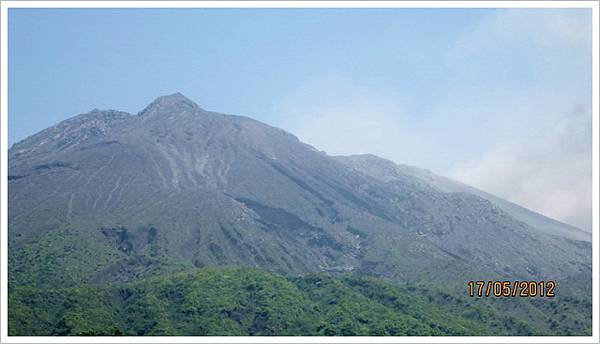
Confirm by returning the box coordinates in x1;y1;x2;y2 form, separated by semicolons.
8;93;591;289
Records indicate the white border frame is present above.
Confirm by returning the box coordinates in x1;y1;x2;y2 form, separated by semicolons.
0;1;598;343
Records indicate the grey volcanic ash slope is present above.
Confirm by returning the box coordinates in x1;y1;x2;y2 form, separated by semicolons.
334;154;591;241
8;93;590;288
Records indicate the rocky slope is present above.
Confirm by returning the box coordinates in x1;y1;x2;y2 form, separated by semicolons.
334;154;590;241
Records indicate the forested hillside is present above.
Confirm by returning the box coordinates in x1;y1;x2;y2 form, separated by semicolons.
9;267;591;336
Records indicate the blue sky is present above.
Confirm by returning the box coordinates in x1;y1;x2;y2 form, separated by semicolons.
8;8;486;142
8;8;593;230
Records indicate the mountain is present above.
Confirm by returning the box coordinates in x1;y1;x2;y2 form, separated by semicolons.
9;93;591;290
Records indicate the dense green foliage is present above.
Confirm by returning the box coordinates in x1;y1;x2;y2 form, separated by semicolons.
9;267;591;336
9;226;193;288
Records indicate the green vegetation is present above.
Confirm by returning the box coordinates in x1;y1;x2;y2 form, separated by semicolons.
9;226;194;288
8;267;591;336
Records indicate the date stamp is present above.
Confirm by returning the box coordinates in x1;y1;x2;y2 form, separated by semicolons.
467;280;555;298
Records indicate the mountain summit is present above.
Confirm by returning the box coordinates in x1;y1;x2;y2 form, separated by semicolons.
139;92;203;116
8;94;591;289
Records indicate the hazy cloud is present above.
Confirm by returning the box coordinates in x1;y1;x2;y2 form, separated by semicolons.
450;107;592;231
450;9;591;57
275;9;592;231
443;9;592;230
272;74;424;163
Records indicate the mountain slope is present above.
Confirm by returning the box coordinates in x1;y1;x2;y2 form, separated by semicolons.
8;93;591;290
333;154;590;241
